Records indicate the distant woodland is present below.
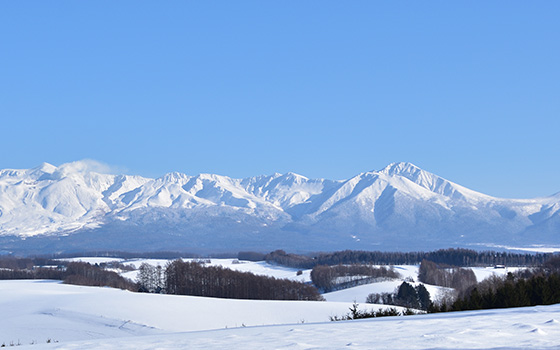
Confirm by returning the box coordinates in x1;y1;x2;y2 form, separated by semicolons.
161;260;323;301
432;256;560;312
310;264;400;292
0;258;135;290
1;248;559;308
258;248;550;269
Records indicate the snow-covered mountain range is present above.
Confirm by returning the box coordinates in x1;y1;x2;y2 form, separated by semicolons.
0;161;558;254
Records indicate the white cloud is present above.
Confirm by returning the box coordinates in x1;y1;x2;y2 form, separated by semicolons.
56;159;128;175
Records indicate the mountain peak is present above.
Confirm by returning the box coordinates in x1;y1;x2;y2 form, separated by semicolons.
379;162;423;177
283;172;309;181
0;161;558;253
159;172;190;182
378;162;471;200
31;162;57;174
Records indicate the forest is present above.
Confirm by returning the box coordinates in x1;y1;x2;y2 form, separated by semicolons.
310;264;400;292
432;256;560;312
263;248;549;269
0;258;135;290
148;260;323;301
418;259;478;290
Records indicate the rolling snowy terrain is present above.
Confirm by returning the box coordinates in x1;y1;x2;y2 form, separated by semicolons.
1;260;558;349
64;257;518;304
18;303;560;350
1;160;559;254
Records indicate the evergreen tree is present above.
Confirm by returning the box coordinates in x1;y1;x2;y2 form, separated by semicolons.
396;281;419;309
416;284;431;310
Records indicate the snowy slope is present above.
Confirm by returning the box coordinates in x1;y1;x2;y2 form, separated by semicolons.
0;280;383;345
35;305;560;350
0;162;150;236
3;280;560;350
0;161;558;253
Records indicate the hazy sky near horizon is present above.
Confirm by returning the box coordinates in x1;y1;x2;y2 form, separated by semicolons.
1;1;559;199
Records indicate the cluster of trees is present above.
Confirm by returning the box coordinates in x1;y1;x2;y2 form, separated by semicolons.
317;249;549;267
238;251;267;262
432;256;560;313
136;263;164;293
0;256;65;280
330;302;418;321
0;257;136;291
366;281;431;310
138;260;324;301
260;248;549;269
310;264;400;292
0;256;62;270
264;250;316;269
64;262;136;290
433;272;560;312
0;266;66;280
418;259;478;291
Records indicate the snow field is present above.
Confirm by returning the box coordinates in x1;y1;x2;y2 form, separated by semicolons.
1;259;420;345
0;280;387;346
14;300;560;350
2;259;551;349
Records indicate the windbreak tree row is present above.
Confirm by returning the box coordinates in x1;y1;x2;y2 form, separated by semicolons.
140;260;324;301
262;249;549;269
310;264;400;292
0;261;136;291
418;259;478;291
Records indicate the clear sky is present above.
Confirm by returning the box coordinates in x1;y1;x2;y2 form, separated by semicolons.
1;1;559;199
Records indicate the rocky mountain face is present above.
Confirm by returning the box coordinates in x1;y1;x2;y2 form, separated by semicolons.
0;161;558;254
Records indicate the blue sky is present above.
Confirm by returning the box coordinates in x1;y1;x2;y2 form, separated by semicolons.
1;1;559;198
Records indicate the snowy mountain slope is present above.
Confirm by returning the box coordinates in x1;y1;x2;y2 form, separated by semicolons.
0;162;150;236
0;161;558;253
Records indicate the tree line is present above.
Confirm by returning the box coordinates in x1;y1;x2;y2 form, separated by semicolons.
310;264;400;292
0;256;62;270
0;255;322;301
445;273;560;312
330;302;419;321
260;248;549;269
139;260;324;301
418;259;478;291
431;256;560;313
366;281;431;310
0;259;136;290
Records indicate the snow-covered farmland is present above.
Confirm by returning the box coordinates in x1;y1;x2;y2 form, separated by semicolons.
2;279;560;349
3;258;547;349
0;279;390;346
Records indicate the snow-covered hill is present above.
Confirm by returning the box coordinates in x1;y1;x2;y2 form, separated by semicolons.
0;160;558;254
2;280;560;350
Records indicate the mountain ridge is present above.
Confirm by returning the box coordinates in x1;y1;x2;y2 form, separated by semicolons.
0;161;558;254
